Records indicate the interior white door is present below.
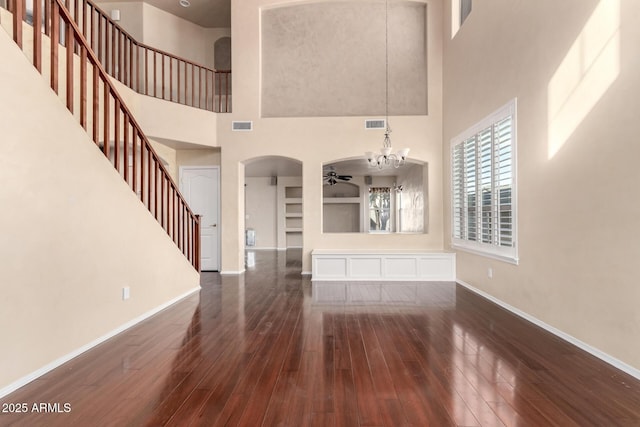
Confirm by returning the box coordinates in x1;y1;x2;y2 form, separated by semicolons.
180;167;220;271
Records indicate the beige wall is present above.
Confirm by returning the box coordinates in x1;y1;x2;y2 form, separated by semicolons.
220;0;444;273
110;78;219;147
443;0;640;370
142;3;208;65
94;1;229;69
149;139;177;180
176;148;221;167
0;29;199;391
94;2;144;40
245;177;278;248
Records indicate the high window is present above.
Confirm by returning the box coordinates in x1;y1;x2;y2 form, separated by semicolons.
460;0;472;26
451;99;518;263
452;0;472;38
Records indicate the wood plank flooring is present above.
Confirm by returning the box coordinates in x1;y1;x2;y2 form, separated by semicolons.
2;249;640;426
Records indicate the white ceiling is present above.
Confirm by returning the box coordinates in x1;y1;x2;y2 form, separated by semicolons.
99;0;230;28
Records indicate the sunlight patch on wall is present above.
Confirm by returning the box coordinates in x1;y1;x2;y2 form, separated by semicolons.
547;0;620;160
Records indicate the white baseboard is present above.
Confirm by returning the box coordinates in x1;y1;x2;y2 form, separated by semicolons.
456;279;640;380
220;270;245;275
245;247;278;250
301;271;312;276
0;287;201;399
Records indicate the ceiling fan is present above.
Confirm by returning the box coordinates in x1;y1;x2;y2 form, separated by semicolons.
323;167;352;186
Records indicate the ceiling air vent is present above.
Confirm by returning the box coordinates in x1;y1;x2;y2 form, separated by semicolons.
365;119;386;129
232;121;253;131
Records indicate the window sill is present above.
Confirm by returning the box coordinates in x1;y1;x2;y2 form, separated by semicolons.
451;243;519;265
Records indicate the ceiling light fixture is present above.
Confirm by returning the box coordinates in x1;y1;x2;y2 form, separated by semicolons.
179;0;190;7
365;0;409;170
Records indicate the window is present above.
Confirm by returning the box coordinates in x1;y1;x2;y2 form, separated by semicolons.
452;0;472;38
460;0;472;26
451;99;517;263
369;187;392;232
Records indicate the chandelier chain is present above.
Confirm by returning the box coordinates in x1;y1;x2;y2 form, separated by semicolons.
364;0;409;169
385;0;389;124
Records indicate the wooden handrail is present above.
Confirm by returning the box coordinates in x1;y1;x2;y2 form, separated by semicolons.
84;1;231;113
8;0;231;113
5;0;201;271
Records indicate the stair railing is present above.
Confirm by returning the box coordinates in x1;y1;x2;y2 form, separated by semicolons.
5;0;201;271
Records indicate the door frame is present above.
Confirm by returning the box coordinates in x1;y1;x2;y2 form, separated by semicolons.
179;165;221;271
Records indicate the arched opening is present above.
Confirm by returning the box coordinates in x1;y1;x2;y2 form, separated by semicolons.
243;156;303;253
214;37;232;98
322;157;427;233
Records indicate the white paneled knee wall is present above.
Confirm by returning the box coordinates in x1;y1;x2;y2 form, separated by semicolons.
311;250;456;281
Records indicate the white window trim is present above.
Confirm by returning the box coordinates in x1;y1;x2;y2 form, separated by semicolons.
450;98;519;264
451;0;472;39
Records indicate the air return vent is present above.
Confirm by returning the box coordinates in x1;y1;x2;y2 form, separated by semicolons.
365;119;386;129
232;121;253;131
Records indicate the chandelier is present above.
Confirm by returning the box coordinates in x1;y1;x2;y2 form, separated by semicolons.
365;0;409;169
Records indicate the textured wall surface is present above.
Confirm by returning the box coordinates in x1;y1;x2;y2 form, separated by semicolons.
261;1;427;117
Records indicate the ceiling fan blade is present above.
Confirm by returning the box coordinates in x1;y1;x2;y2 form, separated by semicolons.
337;175;352;180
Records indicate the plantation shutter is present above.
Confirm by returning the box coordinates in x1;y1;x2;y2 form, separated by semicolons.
495;116;513;247
451;99;516;262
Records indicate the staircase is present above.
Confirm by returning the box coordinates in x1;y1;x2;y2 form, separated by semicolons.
0;0;207;271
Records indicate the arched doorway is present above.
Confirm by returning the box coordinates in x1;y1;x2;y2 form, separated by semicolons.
243;156;302;250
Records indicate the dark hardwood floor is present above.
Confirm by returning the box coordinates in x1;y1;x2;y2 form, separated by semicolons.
2;250;640;426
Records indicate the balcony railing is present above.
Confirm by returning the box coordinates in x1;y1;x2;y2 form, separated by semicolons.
4;0;202;270
8;0;231;113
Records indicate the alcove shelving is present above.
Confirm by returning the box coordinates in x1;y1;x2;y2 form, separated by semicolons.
284;185;303;246
323;181;361;233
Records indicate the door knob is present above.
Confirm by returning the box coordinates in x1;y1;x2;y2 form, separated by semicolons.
211;224;217;227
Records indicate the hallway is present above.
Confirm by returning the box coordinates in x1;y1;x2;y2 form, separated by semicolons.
2;250;640;426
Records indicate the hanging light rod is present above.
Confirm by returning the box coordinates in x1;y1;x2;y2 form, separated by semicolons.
364;0;409;170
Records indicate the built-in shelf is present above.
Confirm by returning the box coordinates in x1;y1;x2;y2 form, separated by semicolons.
283;184;303;248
